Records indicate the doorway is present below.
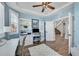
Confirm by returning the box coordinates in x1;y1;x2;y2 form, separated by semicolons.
53;15;74;55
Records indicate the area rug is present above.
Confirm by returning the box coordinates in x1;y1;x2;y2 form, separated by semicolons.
28;44;62;56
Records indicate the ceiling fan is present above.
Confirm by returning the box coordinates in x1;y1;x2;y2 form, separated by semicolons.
32;2;55;12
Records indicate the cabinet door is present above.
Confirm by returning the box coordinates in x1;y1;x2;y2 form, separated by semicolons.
46;21;55;41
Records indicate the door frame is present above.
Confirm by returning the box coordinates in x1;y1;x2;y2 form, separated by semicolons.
53;13;74;54
68;13;74;54
54;16;69;41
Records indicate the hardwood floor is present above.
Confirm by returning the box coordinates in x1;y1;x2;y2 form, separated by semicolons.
46;34;68;56
16;34;68;56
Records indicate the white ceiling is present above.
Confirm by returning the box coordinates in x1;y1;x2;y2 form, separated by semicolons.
6;2;69;16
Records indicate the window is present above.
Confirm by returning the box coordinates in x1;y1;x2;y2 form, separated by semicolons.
0;3;4;33
9;9;19;33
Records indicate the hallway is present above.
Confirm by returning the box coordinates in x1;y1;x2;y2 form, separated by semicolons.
46;34;68;56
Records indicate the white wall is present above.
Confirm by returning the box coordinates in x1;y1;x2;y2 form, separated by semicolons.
39;20;56;42
46;21;55;41
39;21;44;41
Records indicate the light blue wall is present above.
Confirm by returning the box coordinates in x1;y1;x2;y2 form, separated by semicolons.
74;3;79;47
1;3;9;26
4;3;10;26
44;3;74;20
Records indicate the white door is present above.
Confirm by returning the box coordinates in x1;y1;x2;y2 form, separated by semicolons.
68;13;73;54
46;21;55;41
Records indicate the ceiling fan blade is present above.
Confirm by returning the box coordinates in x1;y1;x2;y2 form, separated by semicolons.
47;2;52;4
42;7;45;12
32;5;42;7
47;5;55;10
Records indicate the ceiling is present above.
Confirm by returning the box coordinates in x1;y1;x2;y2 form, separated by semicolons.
6;2;69;16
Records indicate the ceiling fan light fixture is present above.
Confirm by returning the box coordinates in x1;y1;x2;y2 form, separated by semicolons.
32;2;55;12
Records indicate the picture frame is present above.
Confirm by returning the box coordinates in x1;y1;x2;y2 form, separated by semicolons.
32;19;39;29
